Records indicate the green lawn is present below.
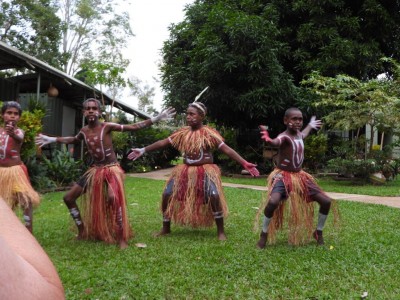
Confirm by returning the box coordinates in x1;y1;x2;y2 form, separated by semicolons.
31;177;400;299
222;175;400;196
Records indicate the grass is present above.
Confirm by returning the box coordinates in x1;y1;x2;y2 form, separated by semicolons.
222;175;400;196
30;176;400;299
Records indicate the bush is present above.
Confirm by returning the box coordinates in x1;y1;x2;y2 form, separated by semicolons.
24;154;56;191
327;157;381;182
304;132;328;171
120;125;180;172
41;146;84;187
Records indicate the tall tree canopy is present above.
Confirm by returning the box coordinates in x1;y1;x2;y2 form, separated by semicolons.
0;0;63;68
160;0;400;129
58;0;133;76
273;0;400;83
161;0;298;129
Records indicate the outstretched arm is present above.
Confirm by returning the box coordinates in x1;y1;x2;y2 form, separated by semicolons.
127;138;171;161
35;134;80;148
259;125;281;147
219;143;259;177
301;116;322;139
0;198;65;299
116;107;176;132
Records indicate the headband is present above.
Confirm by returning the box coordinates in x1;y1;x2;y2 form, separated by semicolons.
190;102;206;115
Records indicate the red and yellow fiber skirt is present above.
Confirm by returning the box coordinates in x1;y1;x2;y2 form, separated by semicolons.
80;164;132;243
165;164;228;227
256;168;338;245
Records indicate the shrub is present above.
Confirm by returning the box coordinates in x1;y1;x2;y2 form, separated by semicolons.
327;158;381;181
304;132;328;171
41;146;83;187
121;125;179;172
24;154;56;191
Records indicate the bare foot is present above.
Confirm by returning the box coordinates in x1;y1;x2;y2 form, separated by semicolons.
153;228;171;237
119;240;128;250
218;232;227;241
76;230;85;240
256;232;268;249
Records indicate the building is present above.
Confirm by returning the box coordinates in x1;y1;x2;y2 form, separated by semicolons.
0;41;150;157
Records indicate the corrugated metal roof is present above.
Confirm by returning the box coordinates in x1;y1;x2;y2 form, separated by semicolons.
0;41;151;119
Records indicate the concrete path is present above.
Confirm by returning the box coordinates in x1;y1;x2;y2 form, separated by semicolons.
128;168;400;209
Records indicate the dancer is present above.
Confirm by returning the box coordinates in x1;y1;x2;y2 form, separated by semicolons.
128;101;259;240
0;101;40;233
256;107;338;248
35;98;175;249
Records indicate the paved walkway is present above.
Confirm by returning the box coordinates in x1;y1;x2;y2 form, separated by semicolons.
128;168;400;208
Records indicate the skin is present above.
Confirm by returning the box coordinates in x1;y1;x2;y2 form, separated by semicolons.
129;105;259;240
0;198;65;299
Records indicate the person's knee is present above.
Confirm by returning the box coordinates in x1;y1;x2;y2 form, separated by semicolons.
318;196;332;215
209;194;221;211
264;197;280;218
64;184;83;204
63;194;74;205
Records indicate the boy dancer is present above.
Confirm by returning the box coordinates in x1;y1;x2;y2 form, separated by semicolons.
128;101;259;240
0;101;40;233
256;107;337;248
36;98;175;249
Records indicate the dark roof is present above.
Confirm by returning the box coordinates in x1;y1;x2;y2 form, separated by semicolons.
0;41;151;119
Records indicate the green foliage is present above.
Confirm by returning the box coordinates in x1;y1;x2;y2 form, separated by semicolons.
213;125;240;173
128;77;156;114
274;0;400;82
368;147;400;181
327;157;381;182
160;0;400;131
161;0;298;129
35;177;400;299
41;146;83;187
24;155;56;191
0;0;64;68
112;131;130;155
302;71;400;153
18;109;45;161
61;0;133;76
304;132;328;171
120;126;180;172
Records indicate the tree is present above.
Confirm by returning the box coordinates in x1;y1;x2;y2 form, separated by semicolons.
129;76;157;114
271;0;400;83
301;71;400;153
0;0;63;68
57;0;133;76
160;0;298;129
160;0;400;130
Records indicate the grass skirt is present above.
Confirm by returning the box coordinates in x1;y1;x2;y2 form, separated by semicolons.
256;169;338;245
0;164;40;210
165;164;228;227
80;164;132;243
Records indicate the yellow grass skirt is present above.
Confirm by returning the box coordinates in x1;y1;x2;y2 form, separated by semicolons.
0;164;40;210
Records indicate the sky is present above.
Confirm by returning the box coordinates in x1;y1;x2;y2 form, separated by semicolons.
122;0;194;111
